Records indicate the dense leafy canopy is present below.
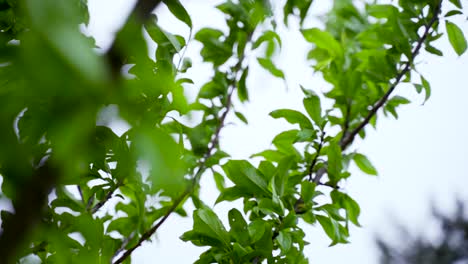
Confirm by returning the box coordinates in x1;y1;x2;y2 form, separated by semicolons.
0;0;466;263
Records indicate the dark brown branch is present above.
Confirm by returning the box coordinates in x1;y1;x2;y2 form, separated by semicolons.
339;1;442;151
308;131;325;181
92;0;165;213
90;182;122;214
105;0;163;78
0;163;58;264
341;101;352;143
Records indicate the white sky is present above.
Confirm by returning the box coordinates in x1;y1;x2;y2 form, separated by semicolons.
86;1;468;263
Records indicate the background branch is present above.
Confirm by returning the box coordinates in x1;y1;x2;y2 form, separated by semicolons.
315;2;442;183
105;0;163;78
0;163;58;264
339;2;442;150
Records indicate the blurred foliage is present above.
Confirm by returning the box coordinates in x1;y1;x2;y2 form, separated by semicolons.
376;200;468;264
0;0;466;263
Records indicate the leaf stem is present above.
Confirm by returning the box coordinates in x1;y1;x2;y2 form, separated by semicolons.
308;131;325;181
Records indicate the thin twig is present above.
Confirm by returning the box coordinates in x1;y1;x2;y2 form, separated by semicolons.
176;30;193;72
339;2;442;150
313;1;442;184
87;0;165;214
341;101;352;144
90;182;122;214
112;50;249;264
308;131;325;181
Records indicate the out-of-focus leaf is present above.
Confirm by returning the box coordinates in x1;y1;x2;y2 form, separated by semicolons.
257;57;285;79
301;28;343;58
163;0;192;27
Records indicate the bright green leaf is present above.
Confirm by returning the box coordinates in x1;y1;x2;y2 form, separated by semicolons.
276;230;292;253
163;0;192;28
222;160;271;197
270;109;313;129
353;153;378;176
301;28;342;58
303;96;322;126
327;140;343;184
257;57;285;79
446;21;467;56
238;67;249;102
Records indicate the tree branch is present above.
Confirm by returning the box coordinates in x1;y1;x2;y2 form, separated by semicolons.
341;101;352;143
112;59;247;264
90;182;122;214
105;0;163;78
308;131;325;181
313;2;442;185
339;2;442;150
0;163;58;264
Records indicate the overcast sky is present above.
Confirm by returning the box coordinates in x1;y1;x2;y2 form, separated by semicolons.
86;1;468;263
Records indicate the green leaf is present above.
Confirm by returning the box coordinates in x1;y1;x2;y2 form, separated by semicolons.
425;45;443;56
353;153;378;176
253;30;282;50
213;171;225;192
107;217;135;237
301;181;316;202
198;72;228;99
388;95;410;105
343;194;361;227
134;128;186;194
248;220;266;243
449;0;462;9
445;10;463;17
222;160;271;197
235;111;248;124
163;0;192;28
296;129;316;142
367;4;398;19
301;28;342;58
276;230;292;253
316;215;336;243
180;207;231;248
251;149;285;162
145;18;183;52
421;75;431;103
274;155;295;197
303;94;322;126
327;140;343;184
331;190;361;227
216;186;247;204
446;21;467;56
257;57;285;79
238;67;249;102
282;213;298;231
195;28;232;66
228;209;249;245
251;221;273;257
270;109;313;129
